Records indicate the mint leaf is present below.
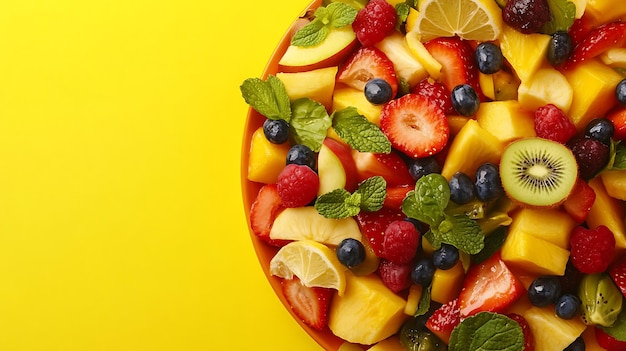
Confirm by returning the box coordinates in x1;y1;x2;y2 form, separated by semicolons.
600;307;626;341
315;188;362;218
612;142;626;169
541;0;576;34
290;98;332;152
427;214;485;255
356;176;387;212
325;2;358;28
332;107;392;153
240;75;291;121
291;3;357;47
402;174;450;226
471;226;508;264
414;284;432;316
395;3;410;31
291;19;330;47
449;312;524;351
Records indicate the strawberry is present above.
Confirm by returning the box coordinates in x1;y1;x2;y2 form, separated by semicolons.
568;14;596;48
423;37;483;99
352;0;397;47
567;21;626;68
337;46;398;98
411;78;456;115
459;251;525;317
570;225;616;274
378;259;412;293
380;93;449;159
383;185;413;210
276;163;319;208
425;298;460;344
507;313;535;351
249;184;289;246
595;327;626;351
562;178;596;224
609;255;626;298
355;207;406;257
281;277;333;331
352;150;415;186
607;107;626;141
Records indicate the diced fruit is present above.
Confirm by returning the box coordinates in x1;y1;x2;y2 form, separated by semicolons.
502;0;550;34
521;305;587;351
425;298;460;344
332;86;383;125
579;273;623;327
375;31;429;88
585;0;626;24
249;184;287;246
269;206;362;245
479;72;496;100
459;252;525;317
379;93;449;158
501;225;571;276
405;31;443;80
378;259;413;292
276;66;338;110
351;150;415;187
277;164;320;207
587;176;626;252
476;100;536;143
594;327;626;351
281;277;333;331
352;0;397;47
568;22;626;67
499;24;550;82
562;178;597;224
337;46;399;98
383;185;413;210
328;272;407;345
492;69;521;101
607;107;626;141
507;208;577;249
424;37;482;97
317;138;359;195
350;238;381;277
247;127;291;184
410;79;455;115
507;313;535;351
609;255;626;298
355;207;406;257
599;48;626;69
533;104;577;144
600;169;626;200
518;67;573;113
404;284;423;316
430;261;465;305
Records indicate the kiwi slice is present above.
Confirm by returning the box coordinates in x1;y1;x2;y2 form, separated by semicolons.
500;137;577;207
579;273;623;327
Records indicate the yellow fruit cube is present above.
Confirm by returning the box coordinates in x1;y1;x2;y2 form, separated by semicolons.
328;273;407;345
493;69;521;101
476;100;536;144
447;115;470;136
563;59;623;131
277;66;338;111
430;261;465;304
501;226;570;276
600;48;626;69
332;86;383;125
247;127;290;184
404;284;423;315
522;306;586;351
376;32;428;87
586;0;626;24
479;72;496;100
518;67;573;113
601;169;626;200
500;25;550;83
587;177;626;253
508;207;577;249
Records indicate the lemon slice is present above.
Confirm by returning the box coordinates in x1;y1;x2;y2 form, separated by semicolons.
270;240;347;295
415;0;502;42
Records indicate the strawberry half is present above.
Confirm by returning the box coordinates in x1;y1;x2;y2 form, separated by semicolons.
249;184;289;247
351;150;415;186
567;21;626;68
383;185;414;210
355;207;406;257
562;178;596;224
425;298;460;344
337;46;398;97
380;93;449;158
411;78;455;115
595;327;626;351
281;277;334;331
607;107;626;141
609;255;626;298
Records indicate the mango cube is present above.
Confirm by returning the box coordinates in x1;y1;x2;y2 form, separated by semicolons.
277;66;338;111
522;306;586;351
430;261;465;304
247;127;290;184
600;169;626;200
587;177;626;252
332;86;383;125
508;208;577;249
476;100;536;144
404;284;423;316
518;67;573;113
500;25;550;82
586;0;626;24
501;226;570;276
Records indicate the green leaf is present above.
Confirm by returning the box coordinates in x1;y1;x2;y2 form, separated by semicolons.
332;107;392;153
600;307;626;341
240;75;291;121
471;227;508;264
395;3;410;31
325;2;358;28
315;188;362;219
357;176;387;212
541;0;576;34
414;284;432;317
449;312;524;351
613;142;626;169
429;214;485;255
402;174;450;226
291;19;330;47
290;98;332;152
291;3;356;47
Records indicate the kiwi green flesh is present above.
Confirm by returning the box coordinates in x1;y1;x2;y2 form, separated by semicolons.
500;138;578;207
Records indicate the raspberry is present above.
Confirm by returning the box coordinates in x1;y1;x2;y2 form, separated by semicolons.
567;136;610;180
352;0;397;47
382;220;420;264
411;79;455;115
276;164;319;208
502;0;551;34
570;225;616;274
534;104;577;144
378;259;412;293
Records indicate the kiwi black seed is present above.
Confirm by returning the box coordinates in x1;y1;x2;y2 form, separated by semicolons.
500;137;578;207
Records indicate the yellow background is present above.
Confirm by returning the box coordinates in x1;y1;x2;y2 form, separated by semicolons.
0;0;322;350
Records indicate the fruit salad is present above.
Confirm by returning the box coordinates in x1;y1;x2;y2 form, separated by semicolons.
240;0;626;349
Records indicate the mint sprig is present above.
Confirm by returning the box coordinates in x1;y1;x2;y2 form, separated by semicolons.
425;214;485;255
541;0;576;34
240;75;291;121
449;312;524;351
332;107;392;153
414;284;432;317
609;141;626;170
315;176;386;219
290;98;332;152
291;3;358;47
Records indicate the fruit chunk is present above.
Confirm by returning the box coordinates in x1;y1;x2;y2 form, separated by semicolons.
277;164;320;208
281;277;333;331
502;0;550;34
276;66;338;110
405;31;442;80
352;150;414;186
247;127;291;184
249;184;287;246
570;225;616;274
425;298;460;344
337;46;398;97
332;86;383;125
517;67;573;113
430;261;465;305
375;31;429;88
508;207;577;249
568;22;626;66
521;305;587;351
269;206;362;245
594;326;626;351
423;37;482;97
499;24;550;82
587;176;626;252
533;104;577;144
328;272;407;345
579;273;623;327
600;169;626;200
585;0;626;24
317;138;358;195
476;100;536;144
562;178;596;223
501;225;571;276
355;207;406;257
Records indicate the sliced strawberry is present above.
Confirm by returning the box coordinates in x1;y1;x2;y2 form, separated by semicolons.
568;14;596;48
249;184;289;247
607;107;626;141
595;327;626;351
355;207;406;257
411;78;456;115
378;259;413;293
281;277;333;331
380;93;449;159
609;255;626;298
337;46;398;97
562;178;596;224
567;21;626;67
351;150;414;186
507;313;535;351
383;185;414;210
425;298;460;344
458;251;525;317
423;37;483;99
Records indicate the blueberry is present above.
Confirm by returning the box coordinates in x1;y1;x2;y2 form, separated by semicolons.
411;257;435;286
547;31;574;66
286;144;316;170
408;157;441;181
263;119;290;144
449;172;476;204
365;78;394;105
564;336;585;351
474;163;503;202
555;293;581;320
528;276;562;307
475;42;504;74
616;78;626;105
336;238;366;268
451;84;480;117
432;244;459;270
585;118;614;145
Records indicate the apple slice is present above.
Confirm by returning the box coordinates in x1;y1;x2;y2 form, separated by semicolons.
277;66;338;111
318;138;358;195
351;150;414;186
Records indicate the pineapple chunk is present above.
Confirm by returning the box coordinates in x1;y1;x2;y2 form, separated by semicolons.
375;31;428;87
447;115;470;136
508;208;577;249
500;25;550;82
476;100;536;144
600;169;626;200
501;226;570;276
586;0;626;24
600;48;626;69
332;86;383;125
405;31;442;80
522;306;586;351
328;273;407;345
571;0;587;18
276;66;338;111
587;177;626;252
247;127;290;184
430;261;465;304
518;67;573;113
269;207;362;245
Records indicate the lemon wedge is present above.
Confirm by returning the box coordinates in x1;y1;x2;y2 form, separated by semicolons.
270;240;347;295
415;0;502;42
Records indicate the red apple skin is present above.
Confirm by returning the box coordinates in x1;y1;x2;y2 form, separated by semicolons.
278;39;359;73
323;138;358;192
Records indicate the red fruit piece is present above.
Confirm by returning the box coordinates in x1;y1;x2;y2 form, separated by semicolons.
425;298;460;344
378;259;412;293
337;46;398;97
352;150;415;186
502;0;550;34
281;277;333;331
568;15;596;48
423;37;483;99
507;313;535;351
607;107;626;141
533;104;577;144
459;252;525;317
562;178;596;224
568;21;626;67
609;255;626;298
569;225;616;274
380;93;449;158
277;163;319;208
567;136;610;180
355;207;406;257
383;220;420;264
411;79;456;115
383;185;413;210
352;0;397;47
595;327;626;351
249;184;289;246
